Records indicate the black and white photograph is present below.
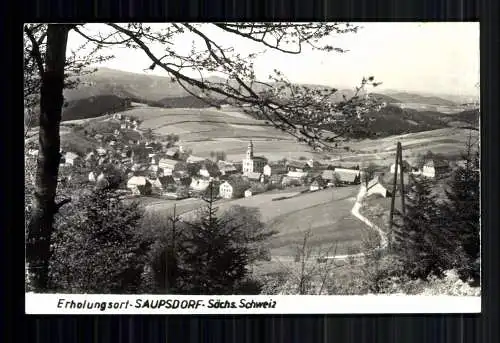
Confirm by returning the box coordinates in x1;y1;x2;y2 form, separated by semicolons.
24;22;480;303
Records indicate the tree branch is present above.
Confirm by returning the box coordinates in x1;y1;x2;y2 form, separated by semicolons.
54;198;72;213
24;26;45;77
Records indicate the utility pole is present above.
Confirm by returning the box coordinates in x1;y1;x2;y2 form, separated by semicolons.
388;142;406;249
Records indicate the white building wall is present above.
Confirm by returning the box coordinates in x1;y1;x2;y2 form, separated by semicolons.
263;165;271;177
422;166;435;178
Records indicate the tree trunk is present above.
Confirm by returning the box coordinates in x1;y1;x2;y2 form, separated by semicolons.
26;25;69;291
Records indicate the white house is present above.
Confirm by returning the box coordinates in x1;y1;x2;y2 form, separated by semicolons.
158;158;179;175
96;147;107;156
309;178;326;192
244;189;253;197
88;171;97;182
422;159;449;178
199;167;211;178
28;149;39;157
127;176;151;195
97;172;106;183
390;161;410;174
263;164;287;177
219;181;234;199
64;152;80;166
365;176;388;198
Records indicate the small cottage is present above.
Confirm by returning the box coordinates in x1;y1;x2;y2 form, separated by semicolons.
88;171;97;182
365;176;388;198
64;152;80;166
219;181;235;199
96;147;107;156
309;178;326;192
127;176;152;196
422;159;450;178
245;171;264;183
263;164;287;177
158;158;179;175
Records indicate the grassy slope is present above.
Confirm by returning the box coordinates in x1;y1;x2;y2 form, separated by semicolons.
144;185;362;256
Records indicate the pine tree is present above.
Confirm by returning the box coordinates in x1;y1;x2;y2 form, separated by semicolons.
176;182;250;294
49;187;152;293
443;132;480;282
392;175;451;279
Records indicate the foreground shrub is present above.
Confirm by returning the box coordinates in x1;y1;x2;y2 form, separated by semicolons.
49;187;152;293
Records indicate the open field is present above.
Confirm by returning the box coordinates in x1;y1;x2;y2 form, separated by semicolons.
27;102;477;165
143;185;363;257
120;106;476;164
118;106;317;161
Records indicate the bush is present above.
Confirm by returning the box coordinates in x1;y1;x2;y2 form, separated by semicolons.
49;188;152;293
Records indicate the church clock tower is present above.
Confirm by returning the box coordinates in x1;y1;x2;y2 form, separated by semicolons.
246;140;254;159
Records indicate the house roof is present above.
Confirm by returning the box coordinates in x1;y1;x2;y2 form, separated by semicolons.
425;159;449;169
159;158;179;169
266;164;287;172
246;172;263;180
65;152;79;160
186;155;206;163
287;160;306;169
166;148;179;157
221;179;242;189
335;169;360;183
311;178;327;186
287;171;308;178
127;176;150;186
218;160;237;170
321;170;336;180
367;176;386;191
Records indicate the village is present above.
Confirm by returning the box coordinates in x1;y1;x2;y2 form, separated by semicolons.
25;111;460;205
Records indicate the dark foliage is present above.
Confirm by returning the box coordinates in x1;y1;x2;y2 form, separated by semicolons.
49;188;152;293
392;175;455;279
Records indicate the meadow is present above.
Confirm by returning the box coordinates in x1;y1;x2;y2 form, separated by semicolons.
143;185;363;257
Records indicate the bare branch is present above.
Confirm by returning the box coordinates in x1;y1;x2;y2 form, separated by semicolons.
24;26;45;77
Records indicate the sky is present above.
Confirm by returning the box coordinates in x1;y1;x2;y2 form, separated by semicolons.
66;22;480;97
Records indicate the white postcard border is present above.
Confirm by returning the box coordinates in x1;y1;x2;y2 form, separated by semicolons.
26;293;481;315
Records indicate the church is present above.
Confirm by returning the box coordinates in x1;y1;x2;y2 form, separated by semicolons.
242;141;268;175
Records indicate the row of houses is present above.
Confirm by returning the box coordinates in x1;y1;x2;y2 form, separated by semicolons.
390;159;451;178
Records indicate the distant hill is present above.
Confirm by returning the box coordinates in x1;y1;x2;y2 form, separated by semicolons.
62;94;132;121
26;68;479;136
382;92;458;106
319;105;451;139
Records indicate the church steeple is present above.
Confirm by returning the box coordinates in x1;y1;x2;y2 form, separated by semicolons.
246;140;254;159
